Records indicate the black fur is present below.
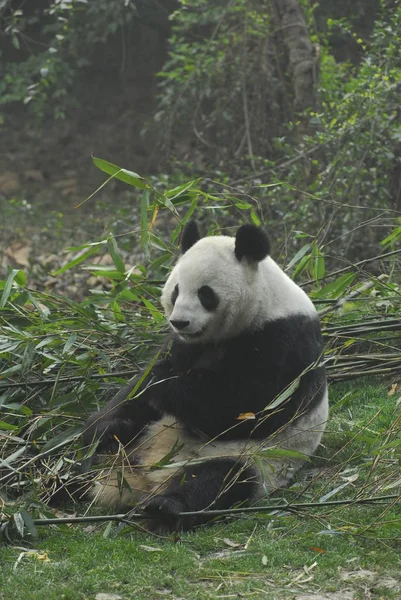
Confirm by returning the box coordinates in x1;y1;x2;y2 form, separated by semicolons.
180;220;201;253
83;314;326;530
171;284;179;305
139;459;258;533
83;379;162;452
148;314;325;441
197;285;219;311
235;224;270;262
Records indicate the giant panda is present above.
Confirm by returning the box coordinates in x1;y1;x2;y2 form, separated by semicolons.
83;221;328;532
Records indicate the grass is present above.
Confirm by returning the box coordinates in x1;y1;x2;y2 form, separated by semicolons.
1;379;401;600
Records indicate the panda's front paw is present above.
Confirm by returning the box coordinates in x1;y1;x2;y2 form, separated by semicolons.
139;494;189;534
82;415;134;453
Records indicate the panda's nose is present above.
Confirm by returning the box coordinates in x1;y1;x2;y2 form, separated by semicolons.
170;319;190;330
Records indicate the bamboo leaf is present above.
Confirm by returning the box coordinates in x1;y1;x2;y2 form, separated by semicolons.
63;334;77;355
41;425;83;453
107;235;126;274
140;190;150;255
165;179;198;200
13;512;24;537
0;421;18;431
92;157;148;189
313;273;356;299
0;269;21;308
53;246;100;276
142;297;164;322
257;447;309;462
285;244;312;271
19;509;38;538
265;377;300;411
293;253;311;278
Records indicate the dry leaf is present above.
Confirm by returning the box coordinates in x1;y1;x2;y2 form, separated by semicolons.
5;243;32;267
309;546;325;553
236;412;256;420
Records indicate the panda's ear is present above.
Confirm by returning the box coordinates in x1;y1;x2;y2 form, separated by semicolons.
235;224;270;262
180;220;201;254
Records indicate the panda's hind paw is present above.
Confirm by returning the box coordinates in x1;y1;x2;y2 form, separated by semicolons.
139;494;189;534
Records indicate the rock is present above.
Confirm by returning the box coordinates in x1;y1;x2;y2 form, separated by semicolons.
0;171;20;195
53;177;79;197
24;169;45;182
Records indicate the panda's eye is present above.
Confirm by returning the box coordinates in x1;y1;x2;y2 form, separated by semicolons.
198;285;219;311
171;284;179;306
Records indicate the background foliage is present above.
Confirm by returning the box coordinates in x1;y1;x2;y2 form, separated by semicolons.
1;0;401;554
1;0;399;259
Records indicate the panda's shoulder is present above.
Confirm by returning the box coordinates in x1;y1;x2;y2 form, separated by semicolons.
225;313;323;366
234;313;322;346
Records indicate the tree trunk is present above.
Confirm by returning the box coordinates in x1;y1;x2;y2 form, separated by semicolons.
271;0;318;112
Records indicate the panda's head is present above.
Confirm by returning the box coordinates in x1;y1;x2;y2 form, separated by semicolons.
161;221;272;344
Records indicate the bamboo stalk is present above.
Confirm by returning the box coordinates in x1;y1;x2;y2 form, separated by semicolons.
1;493;399;528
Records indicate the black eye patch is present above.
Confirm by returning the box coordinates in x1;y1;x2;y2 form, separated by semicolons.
198;285;219;311
171;284;179;305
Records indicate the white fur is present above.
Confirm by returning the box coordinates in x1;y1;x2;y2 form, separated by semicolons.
161;236;316;343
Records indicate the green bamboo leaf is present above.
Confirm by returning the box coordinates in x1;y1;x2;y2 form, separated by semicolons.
150;440;185;470
265;377;300;410
107;235;126;274
165;179;198;200
380;226;401;247
85;268;125;280
41;425;83;453
116;288;141;302
313;273;356;299
27;293;50;318
67;241;107;252
293;253;311;278
311;243;325;280
111;300;125;323
63;334;77;355
0;340;21;353
257;447;309;462
0;269;21;308
140;190;150;255
0;445;27;468
53;246;100;276
250;210;261;226
0;365;22;379
142;297;164;322
315;254;325;280
14;270;27;286
93;157;148;189
286;244;312;271
35;336;57;350
127;351;161;400
0;421;18;431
